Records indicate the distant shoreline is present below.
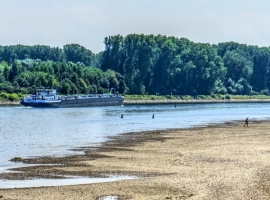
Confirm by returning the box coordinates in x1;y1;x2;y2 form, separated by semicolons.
123;98;270;105
1;99;270;106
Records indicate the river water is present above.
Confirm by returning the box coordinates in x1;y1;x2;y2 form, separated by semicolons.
0;102;270;188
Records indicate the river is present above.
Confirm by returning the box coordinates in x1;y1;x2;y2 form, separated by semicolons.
0;102;270;188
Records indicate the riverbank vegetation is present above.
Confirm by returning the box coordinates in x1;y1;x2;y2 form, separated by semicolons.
0;92;23;101
1;34;270;100
124;94;270;101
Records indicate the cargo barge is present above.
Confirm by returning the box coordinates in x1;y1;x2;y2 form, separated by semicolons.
20;88;124;108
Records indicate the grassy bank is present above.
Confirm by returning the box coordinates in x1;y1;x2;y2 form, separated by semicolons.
0;92;24;102
2;93;270;106
2;93;269;102
123;94;270;105
124;94;270;101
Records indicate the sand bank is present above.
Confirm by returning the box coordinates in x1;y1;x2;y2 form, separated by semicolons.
1;120;270;199
0;101;20;106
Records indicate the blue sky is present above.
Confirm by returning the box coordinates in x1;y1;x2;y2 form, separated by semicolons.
0;0;270;53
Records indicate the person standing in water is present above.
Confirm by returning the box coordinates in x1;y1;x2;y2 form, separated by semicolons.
152;114;155;119
121;114;124;118
244;117;249;127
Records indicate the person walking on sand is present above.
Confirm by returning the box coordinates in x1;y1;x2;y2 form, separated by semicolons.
244;117;249;127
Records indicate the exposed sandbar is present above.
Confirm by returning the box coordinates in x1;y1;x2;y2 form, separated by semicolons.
1;120;270;199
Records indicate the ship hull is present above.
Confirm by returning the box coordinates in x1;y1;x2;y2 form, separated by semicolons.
20;97;124;108
20;101;61;108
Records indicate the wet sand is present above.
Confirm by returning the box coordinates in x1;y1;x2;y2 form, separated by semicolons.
1;120;270;199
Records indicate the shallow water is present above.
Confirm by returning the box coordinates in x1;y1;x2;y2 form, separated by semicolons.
0;175;135;189
1;103;270;188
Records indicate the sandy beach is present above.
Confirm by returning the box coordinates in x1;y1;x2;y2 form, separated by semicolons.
0;101;20;106
1;120;270;199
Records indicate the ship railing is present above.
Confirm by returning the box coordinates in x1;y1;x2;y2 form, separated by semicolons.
60;94;123;100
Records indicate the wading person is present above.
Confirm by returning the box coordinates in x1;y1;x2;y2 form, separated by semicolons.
244;117;249;127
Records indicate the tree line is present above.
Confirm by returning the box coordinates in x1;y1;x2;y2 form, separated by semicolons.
0;34;270;96
0;44;102;67
0;60;124;96
101;34;270;95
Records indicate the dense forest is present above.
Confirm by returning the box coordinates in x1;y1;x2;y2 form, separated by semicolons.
1;34;270;98
101;34;270;96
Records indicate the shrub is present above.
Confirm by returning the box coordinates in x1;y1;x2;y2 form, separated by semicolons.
0;92;9;99
225;95;231;100
8;93;19;101
260;89;269;95
250;90;259;95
